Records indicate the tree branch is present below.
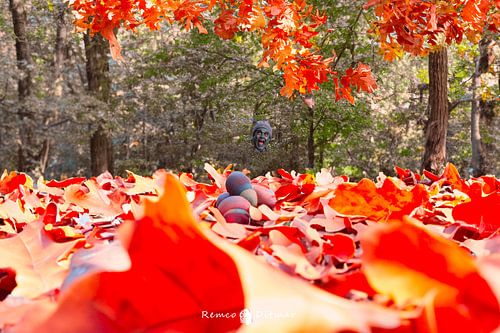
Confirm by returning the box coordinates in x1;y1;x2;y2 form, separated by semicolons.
448;95;473;112
313;108;327;131
332;7;364;69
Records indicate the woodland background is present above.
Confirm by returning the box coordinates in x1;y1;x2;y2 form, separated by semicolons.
0;0;498;180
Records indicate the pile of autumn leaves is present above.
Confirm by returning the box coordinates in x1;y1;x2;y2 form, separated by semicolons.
0;163;499;332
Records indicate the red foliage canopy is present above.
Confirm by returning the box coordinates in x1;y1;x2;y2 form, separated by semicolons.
365;0;500;60
68;0;377;102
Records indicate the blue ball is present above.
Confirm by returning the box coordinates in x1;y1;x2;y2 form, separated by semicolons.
225;171;252;196
215;192;231;207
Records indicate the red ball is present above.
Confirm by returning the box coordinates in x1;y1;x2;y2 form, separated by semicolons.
223;208;250;224
217;195;251;216
253;184;276;208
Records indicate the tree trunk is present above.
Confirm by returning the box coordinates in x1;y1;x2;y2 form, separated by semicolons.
307;105;315;169
290;135;300;171
318;144;324;167
286;105;300;171
421;48;449;174
53;2;68;98
38;1;68;176
90;125;113;175
470;36;495;177
84;32;114;175
9;0;34;172
470;52;484;177
84;33;110;101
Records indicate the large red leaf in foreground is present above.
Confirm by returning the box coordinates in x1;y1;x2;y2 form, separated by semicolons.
25;174;401;333
27;174;245;332
361;218;500;333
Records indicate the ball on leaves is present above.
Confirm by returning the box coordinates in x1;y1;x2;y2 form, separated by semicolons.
225;171;252;196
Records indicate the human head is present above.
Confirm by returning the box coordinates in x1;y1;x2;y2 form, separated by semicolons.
252;120;272;152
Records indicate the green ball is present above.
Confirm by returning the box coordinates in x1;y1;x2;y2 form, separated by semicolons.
239;188;258;207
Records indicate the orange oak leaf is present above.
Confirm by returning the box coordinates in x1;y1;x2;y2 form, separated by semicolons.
0;199;37;224
270;242;324;279
0;221;81;298
343;63;377;93
0;298;56;330
424;163;468;193
45;177;86;188
329;177;429;222
121;171;160;195
214;9;239;39
68;0;374;102
321;269;377;299
179;171;219;197
236;231;262;252
366;0;497;56
394;166;421;186
101;26;123;62
41;202;58;225
452;191;500;237
475;175;500;195
64;180;125;218
0;171;30;195
43;224;85;243
360;218;500;333
0;268;17;301
322;233;356;260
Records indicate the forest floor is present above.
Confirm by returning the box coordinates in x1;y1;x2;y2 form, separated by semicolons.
0;163;499;332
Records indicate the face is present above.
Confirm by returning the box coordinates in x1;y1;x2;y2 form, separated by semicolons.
253;127;271;152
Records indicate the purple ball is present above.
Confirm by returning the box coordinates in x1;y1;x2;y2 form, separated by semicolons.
225;171;252;196
215;192;231;207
